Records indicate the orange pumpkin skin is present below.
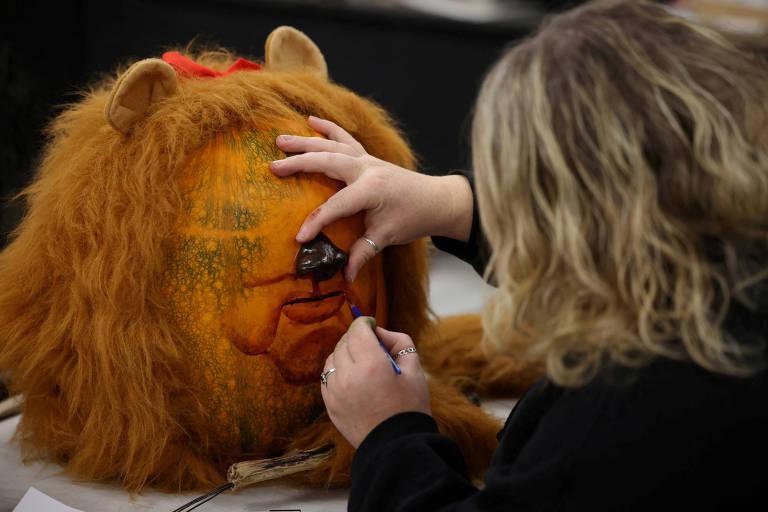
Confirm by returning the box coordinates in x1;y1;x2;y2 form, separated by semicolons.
162;126;388;457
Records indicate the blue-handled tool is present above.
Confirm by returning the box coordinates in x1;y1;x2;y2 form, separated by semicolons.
349;303;401;375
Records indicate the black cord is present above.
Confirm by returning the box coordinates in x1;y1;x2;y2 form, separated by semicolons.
183;484;234;512
171;482;235;512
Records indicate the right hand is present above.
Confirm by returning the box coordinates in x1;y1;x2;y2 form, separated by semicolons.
269;116;473;282
321;319;430;448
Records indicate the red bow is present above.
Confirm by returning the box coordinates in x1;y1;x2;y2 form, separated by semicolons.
162;51;262;78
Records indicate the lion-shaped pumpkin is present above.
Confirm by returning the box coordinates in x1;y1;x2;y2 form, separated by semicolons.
0;27;540;492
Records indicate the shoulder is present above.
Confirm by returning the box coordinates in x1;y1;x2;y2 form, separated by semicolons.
505;358;768;509
519;355;768;427
537;357;768;456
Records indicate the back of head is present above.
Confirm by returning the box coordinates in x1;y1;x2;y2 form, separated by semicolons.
473;0;768;387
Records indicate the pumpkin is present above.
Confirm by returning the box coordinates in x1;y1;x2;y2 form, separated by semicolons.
162;126;387;455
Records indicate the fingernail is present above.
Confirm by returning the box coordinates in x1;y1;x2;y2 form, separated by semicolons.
308;115;318;122
296;225;310;242
353;316;376;330
276;135;292;143
345;270;356;283
269;160;282;170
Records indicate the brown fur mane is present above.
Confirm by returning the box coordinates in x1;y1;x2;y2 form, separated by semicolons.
0;50;430;491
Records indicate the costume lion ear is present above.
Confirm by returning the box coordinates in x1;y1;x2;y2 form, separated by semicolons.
265;26;328;79
105;58;178;134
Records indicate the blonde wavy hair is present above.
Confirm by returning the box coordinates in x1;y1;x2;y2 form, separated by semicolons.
473;0;768;387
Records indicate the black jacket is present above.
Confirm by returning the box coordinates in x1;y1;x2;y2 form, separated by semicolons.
348;172;768;511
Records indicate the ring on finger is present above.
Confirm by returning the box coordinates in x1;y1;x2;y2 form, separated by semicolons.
361;235;380;254
394;347;417;360
320;368;336;386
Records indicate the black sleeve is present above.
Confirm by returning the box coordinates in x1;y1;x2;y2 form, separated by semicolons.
348;382;586;512
349;412;478;512
350;359;768;511
430;169;490;277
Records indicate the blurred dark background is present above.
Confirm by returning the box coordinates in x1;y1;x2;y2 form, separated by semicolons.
0;0;587;251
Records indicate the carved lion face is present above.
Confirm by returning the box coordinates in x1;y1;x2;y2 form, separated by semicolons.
162;126;387;450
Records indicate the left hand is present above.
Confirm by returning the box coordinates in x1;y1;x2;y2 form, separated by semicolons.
321;317;431;448
271;116;473;282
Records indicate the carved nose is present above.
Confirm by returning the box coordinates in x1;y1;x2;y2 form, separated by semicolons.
295;232;348;282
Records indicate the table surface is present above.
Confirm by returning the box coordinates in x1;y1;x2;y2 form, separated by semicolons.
0;252;511;512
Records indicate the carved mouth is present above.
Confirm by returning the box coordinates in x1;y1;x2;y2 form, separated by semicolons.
282;291;344;306
281;291;346;324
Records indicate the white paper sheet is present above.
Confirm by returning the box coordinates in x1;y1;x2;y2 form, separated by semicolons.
13;487;83;512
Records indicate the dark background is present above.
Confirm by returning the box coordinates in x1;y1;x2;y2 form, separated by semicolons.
0;0;588;249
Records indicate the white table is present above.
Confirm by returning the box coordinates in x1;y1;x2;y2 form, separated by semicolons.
0;252;512;512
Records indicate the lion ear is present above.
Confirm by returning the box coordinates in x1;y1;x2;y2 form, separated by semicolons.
105;58;178;134
265;26;328;79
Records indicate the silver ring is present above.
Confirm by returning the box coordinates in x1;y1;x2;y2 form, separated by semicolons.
394;347;417;360
320;368;336;386
361;235;380;254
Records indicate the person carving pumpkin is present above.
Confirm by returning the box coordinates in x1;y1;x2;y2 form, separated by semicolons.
270;1;768;510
